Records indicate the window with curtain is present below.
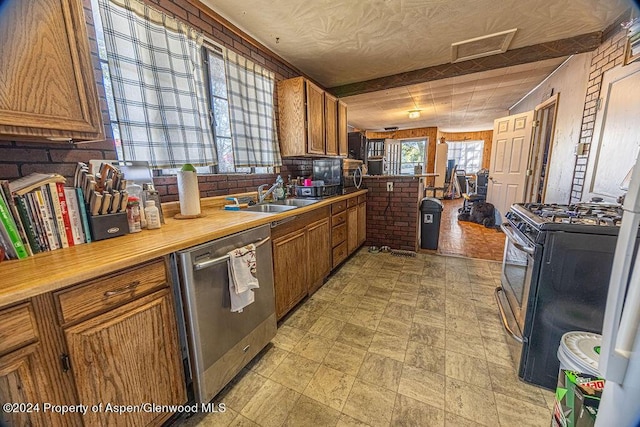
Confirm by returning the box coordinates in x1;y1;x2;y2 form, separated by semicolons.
447;140;484;173
93;0;280;172
96;0;216;168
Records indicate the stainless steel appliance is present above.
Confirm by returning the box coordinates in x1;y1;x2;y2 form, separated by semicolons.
496;202;635;390
172;225;276;403
342;159;363;194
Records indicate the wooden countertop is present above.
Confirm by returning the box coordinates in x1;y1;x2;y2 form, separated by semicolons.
0;189;368;308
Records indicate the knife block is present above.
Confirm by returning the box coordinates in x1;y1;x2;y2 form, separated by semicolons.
89;212;128;241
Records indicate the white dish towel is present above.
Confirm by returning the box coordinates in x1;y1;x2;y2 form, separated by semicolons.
227;243;259;312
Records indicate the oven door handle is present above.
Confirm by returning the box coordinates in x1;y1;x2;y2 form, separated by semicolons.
495;287;524;343
500;223;535;255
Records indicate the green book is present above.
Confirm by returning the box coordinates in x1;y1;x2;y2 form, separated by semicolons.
14;196;41;254
0;190;29;259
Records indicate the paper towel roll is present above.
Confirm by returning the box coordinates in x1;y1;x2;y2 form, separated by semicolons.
177;170;201;216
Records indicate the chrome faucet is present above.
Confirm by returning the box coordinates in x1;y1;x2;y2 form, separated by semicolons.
257;182;279;203
257;175;285;203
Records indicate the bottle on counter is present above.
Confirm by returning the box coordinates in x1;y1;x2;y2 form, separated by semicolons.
126;196;142;233
145;200;161;229
126;182;146;228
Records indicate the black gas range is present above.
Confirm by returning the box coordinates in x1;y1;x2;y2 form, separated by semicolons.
497;202;632;390
506;202;624;242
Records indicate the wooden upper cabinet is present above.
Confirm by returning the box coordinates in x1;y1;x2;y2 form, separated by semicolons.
0;0;103;141
338;101;348;156
306;80;325;155
325;93;338;156
277;76;347;157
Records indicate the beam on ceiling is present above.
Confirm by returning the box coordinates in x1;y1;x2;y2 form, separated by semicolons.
328;31;602;98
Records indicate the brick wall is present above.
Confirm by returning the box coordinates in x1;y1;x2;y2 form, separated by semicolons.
363;176;421;251
154;158;313;202
0;0;307;202
570;15;630;202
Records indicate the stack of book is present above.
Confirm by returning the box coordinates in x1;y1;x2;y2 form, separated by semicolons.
0;173;92;261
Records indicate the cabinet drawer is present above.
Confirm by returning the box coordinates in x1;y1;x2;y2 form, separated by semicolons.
332;223;347;247
347;197;358;208
332;241;348;268
0;303;38;355
55;259;169;324
331;200;346;214
358;194;366;204
332;210;347;227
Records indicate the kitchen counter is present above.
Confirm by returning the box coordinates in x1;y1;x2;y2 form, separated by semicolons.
0;190;367;308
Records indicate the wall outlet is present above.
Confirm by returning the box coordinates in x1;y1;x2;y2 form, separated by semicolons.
387;182;394;192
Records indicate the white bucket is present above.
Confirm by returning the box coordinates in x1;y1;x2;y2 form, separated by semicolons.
557;331;602;377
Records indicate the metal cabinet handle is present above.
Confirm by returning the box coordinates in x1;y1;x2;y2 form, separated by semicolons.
500;223;535;255
193;236;271;271
104;280;141;297
494;287;523;343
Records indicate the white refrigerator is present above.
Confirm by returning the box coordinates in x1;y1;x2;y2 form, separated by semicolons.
596;161;640;426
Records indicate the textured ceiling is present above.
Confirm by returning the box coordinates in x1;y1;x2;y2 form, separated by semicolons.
343;57;568;132
199;0;630;131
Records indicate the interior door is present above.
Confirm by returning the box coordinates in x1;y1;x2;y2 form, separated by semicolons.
525;95;559;203
487;111;534;218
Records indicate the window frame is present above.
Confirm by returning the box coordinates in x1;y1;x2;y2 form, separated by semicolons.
446;140;484;173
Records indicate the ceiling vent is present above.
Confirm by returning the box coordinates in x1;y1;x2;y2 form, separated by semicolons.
451;28;517;63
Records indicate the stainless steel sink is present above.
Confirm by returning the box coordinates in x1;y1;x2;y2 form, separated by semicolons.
270;199;319;207
243;203;297;213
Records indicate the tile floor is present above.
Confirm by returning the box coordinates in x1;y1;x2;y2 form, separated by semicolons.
182;250;555;427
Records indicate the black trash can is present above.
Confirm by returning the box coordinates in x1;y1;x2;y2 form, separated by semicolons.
420;197;444;250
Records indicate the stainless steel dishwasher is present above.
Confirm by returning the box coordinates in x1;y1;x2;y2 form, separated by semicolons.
172;224;276;403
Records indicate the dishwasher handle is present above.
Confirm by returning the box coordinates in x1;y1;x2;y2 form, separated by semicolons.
193;236;271;271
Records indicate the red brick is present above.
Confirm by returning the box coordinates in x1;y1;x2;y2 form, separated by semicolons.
0;164;20;180
156;0;188;20
1;148;50;163
187;12;213;34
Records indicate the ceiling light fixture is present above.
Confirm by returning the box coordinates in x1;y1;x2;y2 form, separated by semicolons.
408;110;421;119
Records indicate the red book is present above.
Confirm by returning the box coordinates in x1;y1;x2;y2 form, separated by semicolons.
56;182;75;247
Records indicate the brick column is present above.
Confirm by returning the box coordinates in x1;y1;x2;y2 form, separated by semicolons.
569;23;628;202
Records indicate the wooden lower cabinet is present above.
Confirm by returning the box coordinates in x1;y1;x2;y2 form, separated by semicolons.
0;344;48;427
273;229;308;319
347;206;358;254
64;288;186;426
357;202;367;247
307;217;331;294
0;258;186;427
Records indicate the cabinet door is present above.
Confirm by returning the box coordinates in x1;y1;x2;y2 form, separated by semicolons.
357;202;367;247
325;94;338;156
338;101;348;157
347;206;358;255
306;81;325;155
277;77;306;156
0;345;47;427
0;0;103;141
307;218;331;294
65;289;186;426
273;229;308;319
